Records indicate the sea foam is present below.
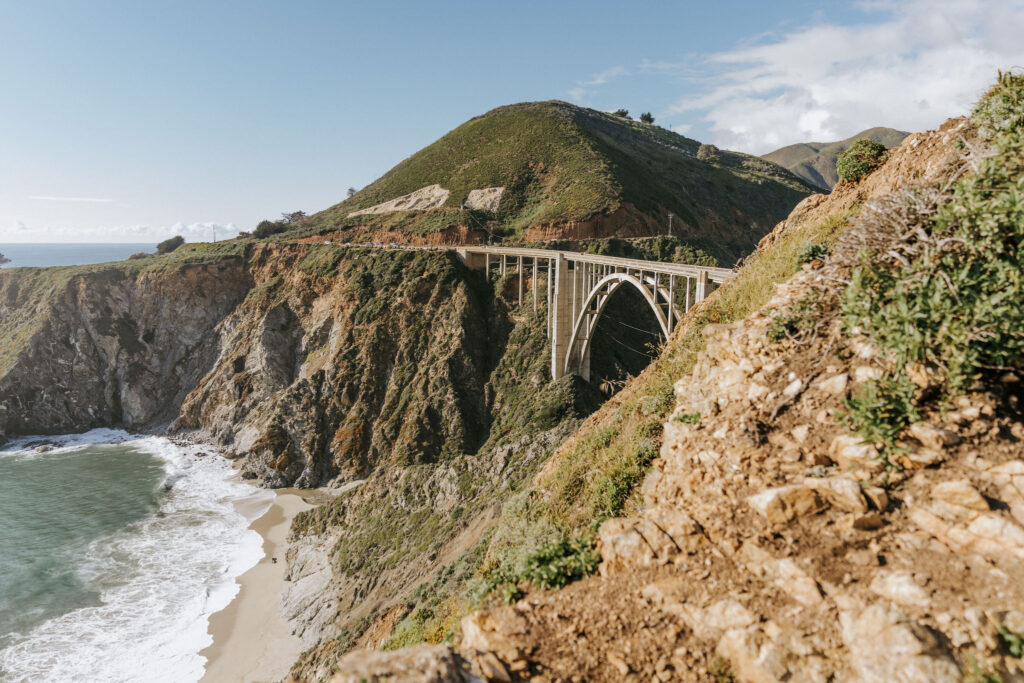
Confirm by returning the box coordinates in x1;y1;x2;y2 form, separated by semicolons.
0;430;271;682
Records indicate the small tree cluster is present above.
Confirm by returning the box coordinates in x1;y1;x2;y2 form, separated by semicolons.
836;139;889;182
252;210;307;239
612;108;630;118
156;235;185;254
639;112;654;124
253;220;287;238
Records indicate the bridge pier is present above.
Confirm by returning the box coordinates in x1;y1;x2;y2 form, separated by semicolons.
551;255;573;380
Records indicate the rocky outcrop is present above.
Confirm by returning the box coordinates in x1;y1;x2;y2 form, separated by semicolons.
348;184;451;216
464;187;504;212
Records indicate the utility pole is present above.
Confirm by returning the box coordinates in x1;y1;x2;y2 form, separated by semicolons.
212;226;216;242
667;212;673;237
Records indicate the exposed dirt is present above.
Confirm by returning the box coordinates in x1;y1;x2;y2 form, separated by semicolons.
349;184;451;217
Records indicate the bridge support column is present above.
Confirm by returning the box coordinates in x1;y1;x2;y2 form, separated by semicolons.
517;256;524;304
550;255;573;380
696;270;709;303
532;257;538;312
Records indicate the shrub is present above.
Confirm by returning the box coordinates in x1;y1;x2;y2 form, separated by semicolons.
838;375;919;465
836;74;1024;460
797;243;830;264
156;235;185;254
639;112;654;124
842;71;1024;397
613;108;629;118
519;536;600;589
999;624;1024;658
253;220;287;239
836;139;889;181
767;290;825;343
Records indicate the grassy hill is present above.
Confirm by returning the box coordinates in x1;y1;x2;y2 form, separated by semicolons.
763;126;909;190
291;102;816;265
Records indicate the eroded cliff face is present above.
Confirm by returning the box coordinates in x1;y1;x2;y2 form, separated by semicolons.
0;256;252;440
174;245;514;487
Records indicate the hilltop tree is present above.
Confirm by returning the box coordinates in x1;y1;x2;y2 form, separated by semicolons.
639;112;654;124
347;187;357;198
156;235;185;254
613;108;629;118
281;211;307;224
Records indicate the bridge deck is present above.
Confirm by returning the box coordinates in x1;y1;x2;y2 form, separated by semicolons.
456;245;735;283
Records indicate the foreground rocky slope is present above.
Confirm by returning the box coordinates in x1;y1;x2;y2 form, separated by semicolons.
326;75;1024;681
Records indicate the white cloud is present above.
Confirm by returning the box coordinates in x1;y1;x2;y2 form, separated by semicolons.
0;221;241;244
30;195;116;203
672;0;1024;153
584;66;629;86
568;65;629;102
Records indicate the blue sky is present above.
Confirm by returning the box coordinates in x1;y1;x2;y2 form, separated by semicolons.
2;0;1022;242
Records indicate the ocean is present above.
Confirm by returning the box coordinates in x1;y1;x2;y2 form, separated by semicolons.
0;243;155;269
0;430;271;682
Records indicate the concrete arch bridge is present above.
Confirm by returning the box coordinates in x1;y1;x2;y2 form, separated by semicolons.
455;247;735;381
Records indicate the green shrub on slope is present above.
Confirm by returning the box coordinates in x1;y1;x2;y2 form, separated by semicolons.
836;139;890;181
156;235;185;254
841;71;1024;452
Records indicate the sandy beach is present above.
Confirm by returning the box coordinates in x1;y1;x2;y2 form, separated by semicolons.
200;491;312;683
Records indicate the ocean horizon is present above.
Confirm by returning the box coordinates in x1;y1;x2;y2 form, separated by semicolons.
0;243;156;269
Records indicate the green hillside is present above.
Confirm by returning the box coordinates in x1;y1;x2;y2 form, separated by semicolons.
293;101;816;264
763;126;909;190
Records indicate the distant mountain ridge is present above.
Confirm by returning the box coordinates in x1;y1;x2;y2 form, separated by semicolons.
296;101;816;265
762;126;909;190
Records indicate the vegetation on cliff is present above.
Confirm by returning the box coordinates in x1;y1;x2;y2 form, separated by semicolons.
840;70;1024;461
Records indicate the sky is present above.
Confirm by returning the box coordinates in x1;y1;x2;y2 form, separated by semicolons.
2;0;1022;243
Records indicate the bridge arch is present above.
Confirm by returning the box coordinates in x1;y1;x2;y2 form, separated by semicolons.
562;272;673;380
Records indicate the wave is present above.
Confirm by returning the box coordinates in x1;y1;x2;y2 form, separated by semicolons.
0;431;271;682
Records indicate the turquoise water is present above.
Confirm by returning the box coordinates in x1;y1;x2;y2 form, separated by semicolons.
0;442;165;650
0;430;271;682
0;243;154;268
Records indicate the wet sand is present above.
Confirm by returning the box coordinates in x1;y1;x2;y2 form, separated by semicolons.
200;492;312;683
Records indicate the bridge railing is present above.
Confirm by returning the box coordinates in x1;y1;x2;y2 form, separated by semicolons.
455;246;734;283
